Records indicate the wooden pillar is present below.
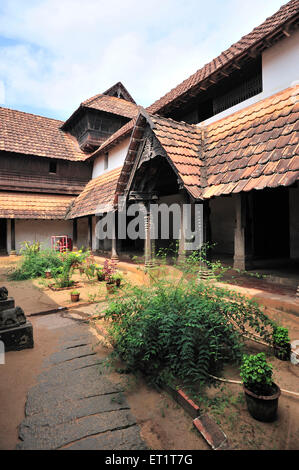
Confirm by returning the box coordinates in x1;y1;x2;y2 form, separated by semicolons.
111;211;119;261
178;194;187;262
10;219;16;255
233;193;253;271
144;206;153;267
72;218;78;251
88;216;93;251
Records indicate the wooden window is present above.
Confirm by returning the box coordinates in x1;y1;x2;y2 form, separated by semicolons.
49;160;57;174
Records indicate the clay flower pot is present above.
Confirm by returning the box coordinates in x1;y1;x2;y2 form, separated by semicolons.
45;271;52;279
71;293;80;302
273;343;291;361
97;272;105;282
106;283;115;294
243;383;281;422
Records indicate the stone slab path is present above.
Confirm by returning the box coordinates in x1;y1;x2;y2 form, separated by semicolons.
16;313;147;450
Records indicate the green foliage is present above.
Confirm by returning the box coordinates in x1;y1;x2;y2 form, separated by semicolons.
9;249;63;280
71;289;80;295
240;352;273;396
104;279;274;387
272;325;290;348
19;240;41;255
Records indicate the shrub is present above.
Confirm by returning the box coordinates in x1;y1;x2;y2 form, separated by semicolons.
104;280;274;387
9;249;63;280
240;353;274;396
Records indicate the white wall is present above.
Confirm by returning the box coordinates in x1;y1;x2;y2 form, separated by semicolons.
7;219;73;253
201;29;299;126
92;138;130;179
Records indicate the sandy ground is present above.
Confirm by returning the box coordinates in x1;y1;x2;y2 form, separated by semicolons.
0;255;298;450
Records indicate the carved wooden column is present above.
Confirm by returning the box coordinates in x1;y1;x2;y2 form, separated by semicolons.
144;207;152;267
10;219;16;255
233;193;253;270
72;218;78;251
111;211;119;261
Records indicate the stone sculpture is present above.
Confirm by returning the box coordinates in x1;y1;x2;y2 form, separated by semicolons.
0;287;34;351
0;306;27;330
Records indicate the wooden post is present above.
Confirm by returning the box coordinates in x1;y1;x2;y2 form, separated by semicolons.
233;193;253;271
111;211;119;261
144;207;152;267
72;218;78;251
10;219;16;255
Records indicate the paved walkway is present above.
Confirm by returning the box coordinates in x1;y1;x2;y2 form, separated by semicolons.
16;313;146;450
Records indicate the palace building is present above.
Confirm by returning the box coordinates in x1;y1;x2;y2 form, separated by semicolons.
0;0;298;277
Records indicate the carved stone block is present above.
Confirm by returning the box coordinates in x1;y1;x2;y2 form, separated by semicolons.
0;298;15;312
0;321;34;352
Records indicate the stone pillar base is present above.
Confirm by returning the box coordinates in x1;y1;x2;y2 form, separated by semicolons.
0;321;34;352
233;256;253;271
9;250;17;256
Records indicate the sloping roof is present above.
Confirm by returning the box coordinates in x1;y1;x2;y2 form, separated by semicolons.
148;0;299;115
116;85;299;202
201;84;299;198
83;94;139;119
67;167;122;218
0;192;74;219
0;107;86;161
147;114;203;199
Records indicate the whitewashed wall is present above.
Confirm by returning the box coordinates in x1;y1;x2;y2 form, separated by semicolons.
7;219;73;253
92;138;130;179
201;29;299;126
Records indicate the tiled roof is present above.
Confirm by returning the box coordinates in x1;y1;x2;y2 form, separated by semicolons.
0;107;86;161
67;167;122;218
148;0;299;115
0;192;74;219
202;85;299;198
149;114;203;199
83;94;138;119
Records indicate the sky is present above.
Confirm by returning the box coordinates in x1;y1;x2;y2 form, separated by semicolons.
0;0;286;121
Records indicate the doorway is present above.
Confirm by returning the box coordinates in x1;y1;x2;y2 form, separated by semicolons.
0;219;7;254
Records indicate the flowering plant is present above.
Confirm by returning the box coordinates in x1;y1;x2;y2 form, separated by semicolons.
103;259;117;283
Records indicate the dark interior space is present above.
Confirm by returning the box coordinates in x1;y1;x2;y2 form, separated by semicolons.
0;219;7;253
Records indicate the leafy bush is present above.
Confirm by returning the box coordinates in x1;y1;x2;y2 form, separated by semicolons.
104;280;275;387
240;353;274;396
272;325;290;348
9;249;64;280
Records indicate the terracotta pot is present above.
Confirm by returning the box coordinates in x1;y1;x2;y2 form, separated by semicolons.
243;383;281;422
106;283;115;294
97;272;105;282
273;344;291;361
45;271;52;279
115;279;121;287
71;293;80;302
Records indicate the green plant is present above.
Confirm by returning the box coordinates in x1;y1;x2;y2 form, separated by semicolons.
240;353;274;396
19;240;41;255
272;325;290;348
104;279;274;388
110;272;123;282
9;249;64;280
71;289;80;295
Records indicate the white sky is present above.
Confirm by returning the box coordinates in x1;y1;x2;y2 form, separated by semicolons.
0;0;286;120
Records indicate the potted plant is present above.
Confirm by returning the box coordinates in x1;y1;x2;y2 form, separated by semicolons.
240;352;280;422
96;265;105;281
70;289;80;302
45;269;52;279
272;326;291;361
110;272;123;287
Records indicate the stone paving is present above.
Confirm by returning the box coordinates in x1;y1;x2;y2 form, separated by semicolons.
16;313;147;450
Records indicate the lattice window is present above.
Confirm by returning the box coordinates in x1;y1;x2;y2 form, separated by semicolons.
213;73;262;115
